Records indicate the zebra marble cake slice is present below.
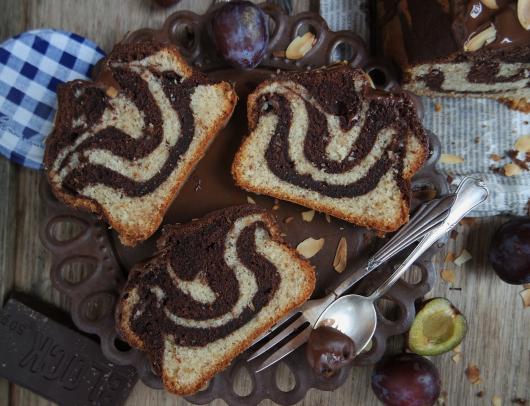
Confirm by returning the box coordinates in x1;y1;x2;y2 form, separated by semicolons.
232;66;429;233
379;0;530;112
44;42;237;246
115;205;315;395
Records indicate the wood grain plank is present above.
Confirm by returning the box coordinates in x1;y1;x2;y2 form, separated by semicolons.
0;0;30;404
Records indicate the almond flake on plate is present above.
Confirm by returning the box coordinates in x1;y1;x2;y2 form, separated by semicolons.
297;237;324;259
333;237;348;273
519;289;530;308
301;209;316;222
440;153;465;164
515;135;530;153
247;196;256;204
325;213;331;223
465;364;482;384
453;343;463;353
454;249;472;266
285;32;316;60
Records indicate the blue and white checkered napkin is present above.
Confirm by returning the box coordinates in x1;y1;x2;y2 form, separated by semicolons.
0;29;105;169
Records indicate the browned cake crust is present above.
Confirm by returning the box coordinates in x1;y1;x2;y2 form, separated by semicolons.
379;0;530;112
232;66;429;233
115;205;315;395
44;42;237;246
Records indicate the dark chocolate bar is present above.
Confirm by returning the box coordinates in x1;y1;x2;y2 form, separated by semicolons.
0;297;137;406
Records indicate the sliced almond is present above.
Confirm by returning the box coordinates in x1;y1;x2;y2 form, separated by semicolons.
504;163;524;177
296;237;325;259
445;252;456;262
520;289;530;308
453;343;463;354
333;237;348;273
441;269;456;284
440;153;465;164
492;395;502;406
286;32;316;60
480;0;499;9
515;135;530;153
452;352;463;364
247;196;256;204
464;24;497;52
325;213;331;223
518;0;530;30
454;249;472;266
465;364;482;384
301;209;316;222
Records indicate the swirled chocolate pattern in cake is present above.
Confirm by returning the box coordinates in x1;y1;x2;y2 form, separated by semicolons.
251;70;425;199
117;206;283;373
116;205;315;394
233;66;429;233
46;46;210;196
44;42;237;245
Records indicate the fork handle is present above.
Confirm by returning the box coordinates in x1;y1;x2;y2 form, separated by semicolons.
368;176;489;300
329;195;453;298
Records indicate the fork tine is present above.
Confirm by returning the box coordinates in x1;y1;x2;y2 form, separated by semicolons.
254;326;312;372
248;308;302;347
247;315;308;361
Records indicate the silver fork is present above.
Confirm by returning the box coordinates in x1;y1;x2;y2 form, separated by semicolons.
246;190;458;371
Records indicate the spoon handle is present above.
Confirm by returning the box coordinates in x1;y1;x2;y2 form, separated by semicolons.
367;176;489;301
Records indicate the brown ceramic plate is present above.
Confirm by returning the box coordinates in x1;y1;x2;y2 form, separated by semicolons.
40;3;448;405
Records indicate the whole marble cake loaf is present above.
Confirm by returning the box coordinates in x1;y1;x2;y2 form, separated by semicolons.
379;0;530;111
116;205;315;395
232;66;429;233
44;42;237;246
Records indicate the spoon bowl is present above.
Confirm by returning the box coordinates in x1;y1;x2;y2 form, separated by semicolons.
314;177;489;357
315;294;377;355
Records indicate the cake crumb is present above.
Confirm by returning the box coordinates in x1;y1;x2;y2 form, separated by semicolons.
490;154;503;162
465;364;482;384
492;395;502;406
434;103;442;112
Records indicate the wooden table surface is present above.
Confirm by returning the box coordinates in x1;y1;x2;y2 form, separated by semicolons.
0;1;528;405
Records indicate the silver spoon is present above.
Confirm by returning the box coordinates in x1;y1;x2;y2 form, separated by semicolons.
314;177;489;356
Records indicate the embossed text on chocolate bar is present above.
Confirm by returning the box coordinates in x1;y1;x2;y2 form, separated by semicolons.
0;298;137;406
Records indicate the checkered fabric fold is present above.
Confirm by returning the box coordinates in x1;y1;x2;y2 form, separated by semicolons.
0;29;105;169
